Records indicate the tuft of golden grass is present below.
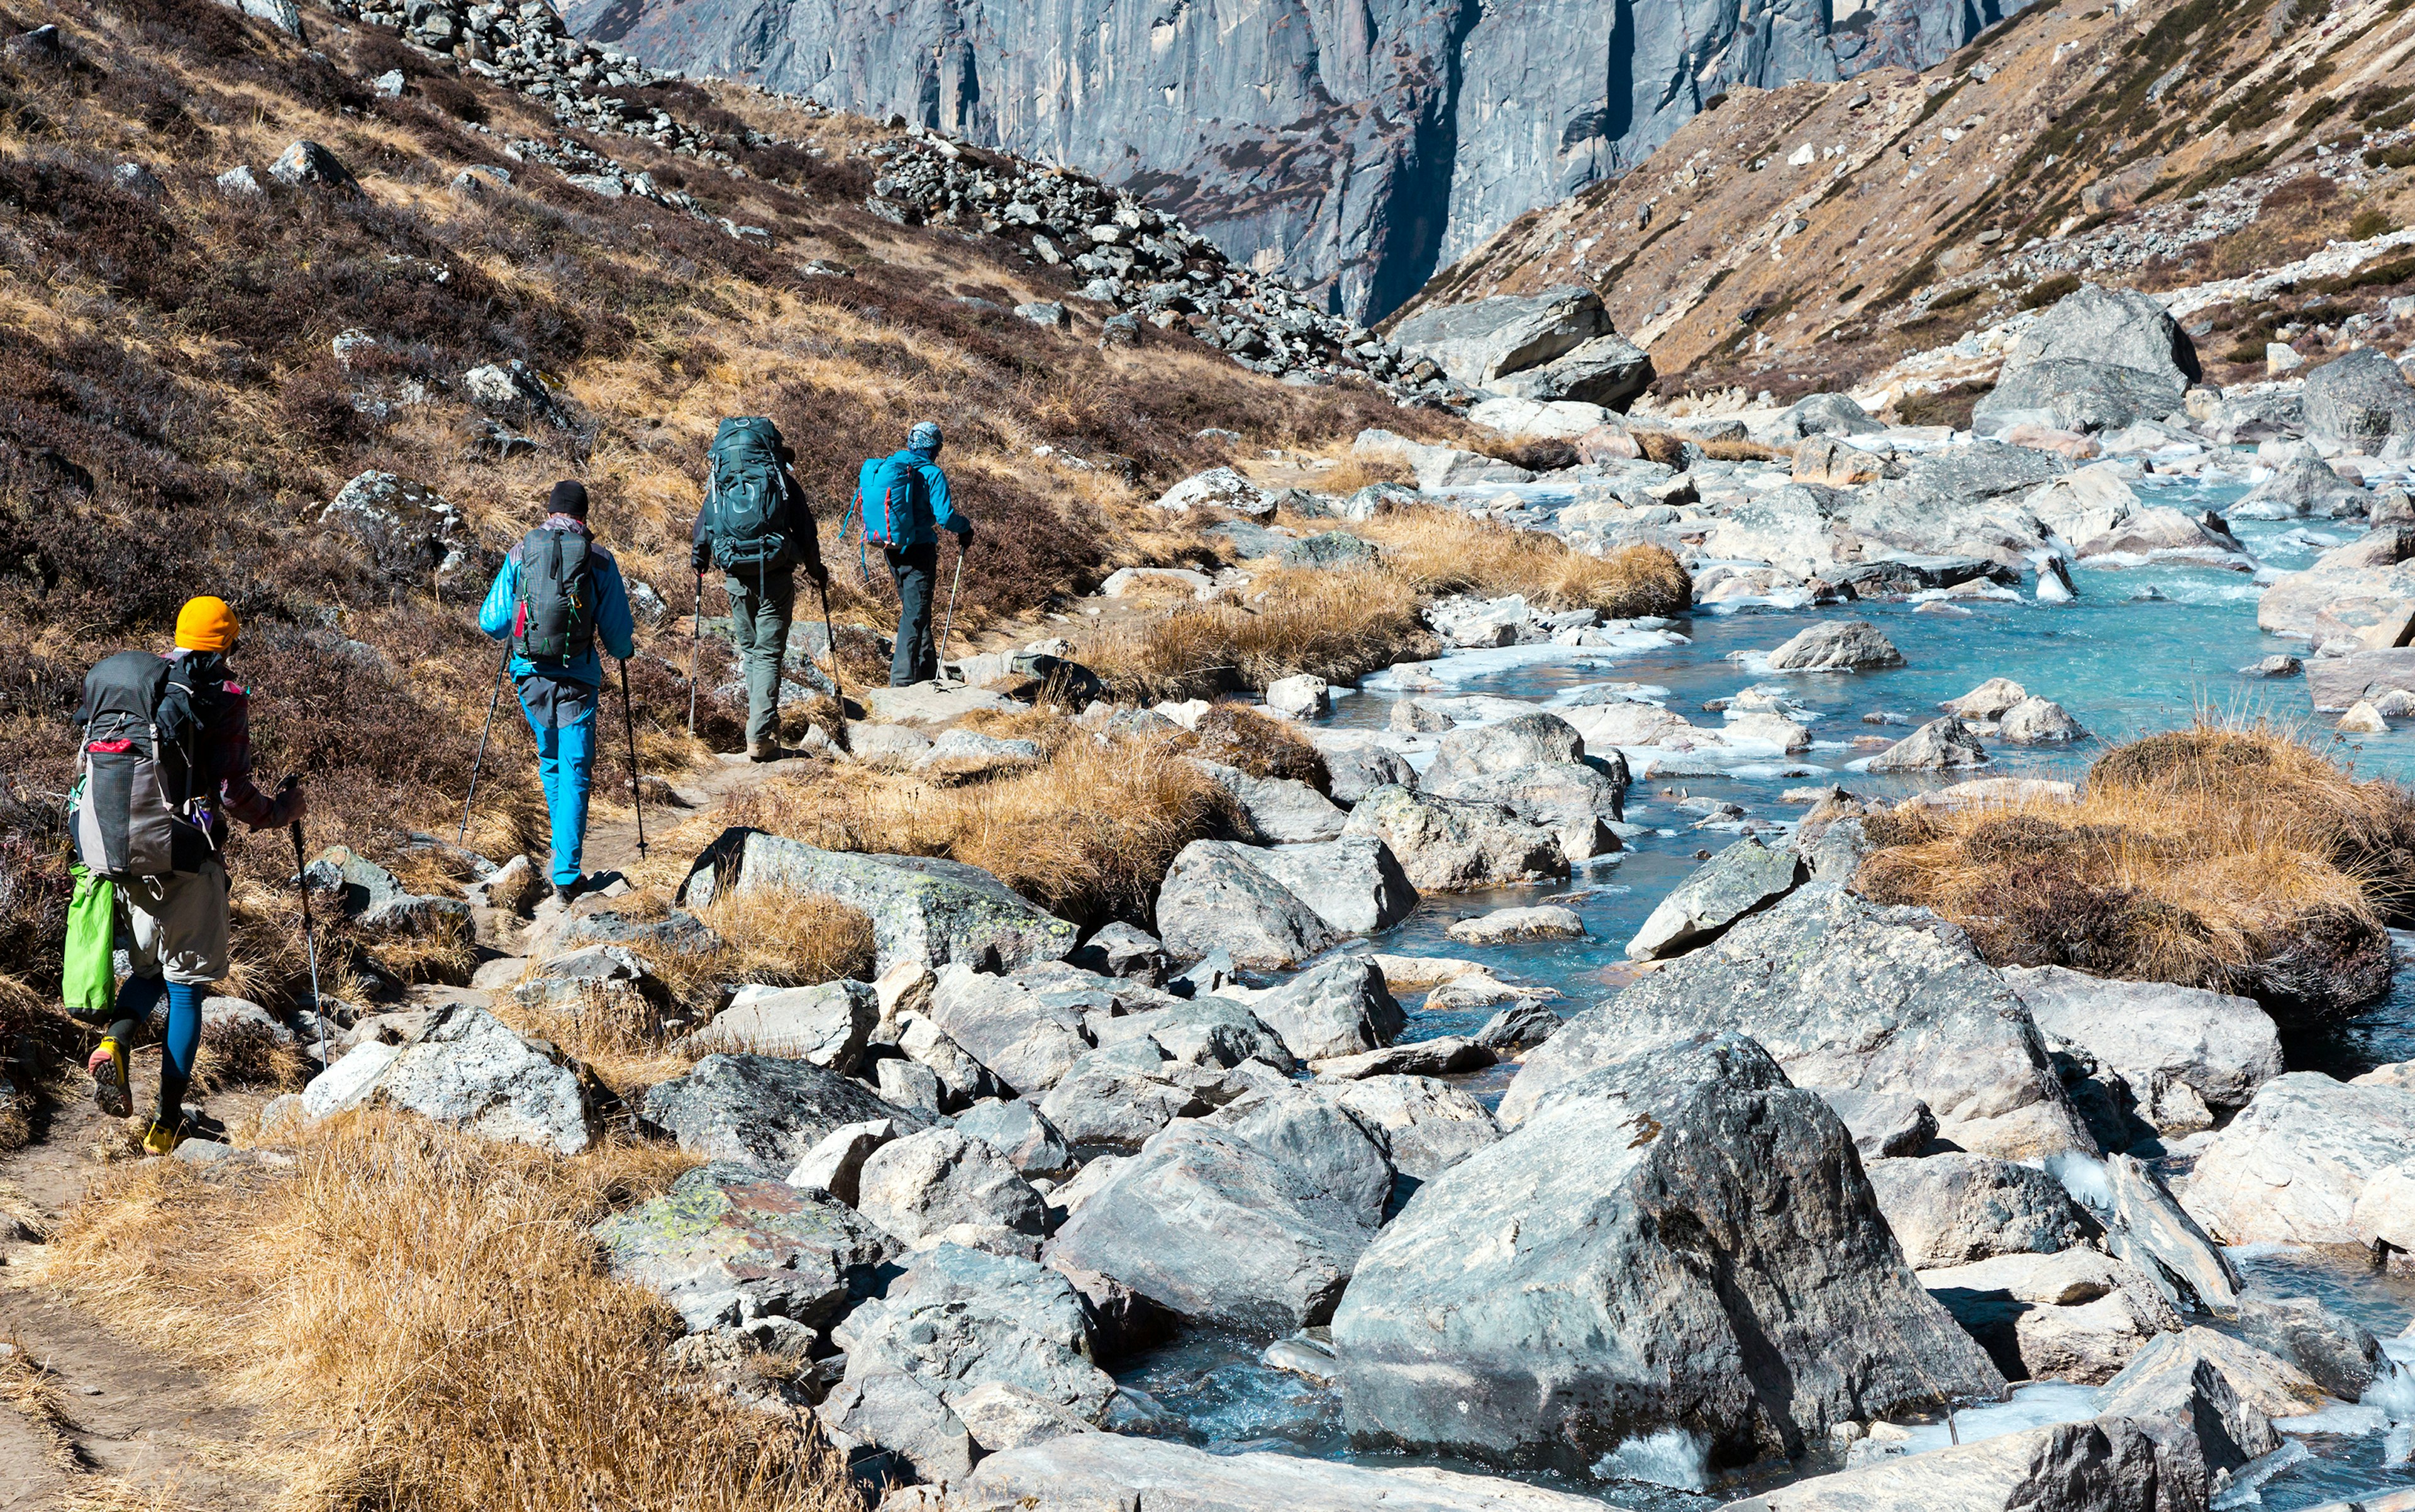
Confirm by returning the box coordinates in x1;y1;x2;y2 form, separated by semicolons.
31;1115;856;1512
1360;507;1692;618
1081;567;1433;703
728;731;1235;927
1858;718;2415;996
1307;455;1416;496
0;1337;78;1470
1699;437;1787;462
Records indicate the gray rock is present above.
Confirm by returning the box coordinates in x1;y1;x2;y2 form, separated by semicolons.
1474;999;1562;1052
299;1004;596;1154
1868;716;1989;772
1067;921;1170;985
111;161;164;199
1506;884;2095;1160
1392;284;1611;386
1013;301;1069;328
857;1128;1050;1250
1326;1073;1501;1187
594;1161;899;1330
1340;785;1566;891
319;472;472;587
1038;1050;1212;1151
268;139;361;195
2237;1291;2387;1401
1445;904;1584;944
786;1118;899;1204
1864;1153;2092;1267
1626;833;1806;960
1152;839;1339;969
2236;455;2371;518
641;1053;921;1172
678;828;1077;974
818;1367;975;1486
2244;653;2303;677
1996;697;2087;745
2099;1330;2287;1471
1488;330;1655;409
1974;284;2200;435
1100;995;1290;1070
1818;1089;1936;1159
924;964;1102;1094
1043;1098;1391;1331
1191;760;1348;843
303;845;470;935
215;164;263;197
1785;391;1887;438
1918;1249;2179;1383
2179;1071;2415;1245
1333;1033;2002;1472
2106;1325;2328;1421
835;1243;1113;1426
959;1433;1612;1511
1311;1036;1494;1080
1238;836;1418;937
1279;531;1380;570
876;1057;945;1115
1975;358;2190;436
897;1010;996;1108
1249;955;1404;1062
2090;1153;2241;1318
953;1098;1075;1178
691;980;877;1072
1767;619;1905;671
2001;965;2281;1118
1727;1415;2187;1511
2304;345;2415;450
1419;761;1627;862
1319;742;1419;803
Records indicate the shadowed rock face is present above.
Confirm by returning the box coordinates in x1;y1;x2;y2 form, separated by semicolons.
565;0;2030;320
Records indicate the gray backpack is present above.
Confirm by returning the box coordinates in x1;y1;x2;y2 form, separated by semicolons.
70;651;211;879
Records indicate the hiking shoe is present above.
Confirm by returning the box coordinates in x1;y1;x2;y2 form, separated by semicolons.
88;1037;131;1118
749;738;780;763
553;877;582;907
141;1119;180;1157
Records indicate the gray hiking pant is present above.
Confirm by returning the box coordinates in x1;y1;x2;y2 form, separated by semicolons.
887;543;938;687
724;564;794;748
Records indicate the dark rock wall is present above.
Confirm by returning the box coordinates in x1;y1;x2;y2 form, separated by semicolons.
569;0;2029;321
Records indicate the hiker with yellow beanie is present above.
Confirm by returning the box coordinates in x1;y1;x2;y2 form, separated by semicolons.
70;594;304;1155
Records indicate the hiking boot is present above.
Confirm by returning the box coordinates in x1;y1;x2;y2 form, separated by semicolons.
141;1119;180;1157
749;737;780;763
87;1037;130;1119
553;876;583;908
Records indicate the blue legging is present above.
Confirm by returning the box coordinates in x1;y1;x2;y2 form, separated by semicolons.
521;696;598;886
108;974;204;1126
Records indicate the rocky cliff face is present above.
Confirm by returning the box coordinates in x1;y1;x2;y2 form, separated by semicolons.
564;0;2027;321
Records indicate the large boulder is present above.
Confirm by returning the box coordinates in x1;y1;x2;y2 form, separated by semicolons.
1784;391;1887;438
856;1127;1050;1252
1766;619;1904;671
1391;284;1612;387
1864;1153;2094;1267
2256;525;2415;638
1045;1092;1391;1333
1838;445;2072;569
953;1098;1075;1179
677;828;1075;973
1729;1415;2191;1512
1625;833;1805;960
689;980;878;1072
594;1161;899;1331
1423;764;1627;862
1153;840;1339;969
318;472;474;587
1327;1074;1502;1189
1489;330;1654;409
1240;837;1418;936
830;1242;1114;1428
1867;716;1989;772
1919;1248;2179;1383
1248;955;1404;1062
2179;1071;2415;1244
1973;283;2201;436
960;1434;1613;1511
923;964;1106;1094
1192;760;1348;843
1332;1034;2002;1473
1340;786;1567;891
300;1004;595;1154
1421;711;1585;784
2302;345;2415;450
1503;884;2096;1160
640;1053;919;1172
2001;966;2280;1120
2106;1326;2328;1421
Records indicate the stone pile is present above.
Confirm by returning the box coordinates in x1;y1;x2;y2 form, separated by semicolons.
860;133;1452;403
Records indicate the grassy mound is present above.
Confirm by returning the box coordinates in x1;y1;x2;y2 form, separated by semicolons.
1857;721;2415;1017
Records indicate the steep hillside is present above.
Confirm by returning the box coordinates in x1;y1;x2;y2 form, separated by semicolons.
1402;0;2415;401
0;0;1448;1020
566;0;2036;323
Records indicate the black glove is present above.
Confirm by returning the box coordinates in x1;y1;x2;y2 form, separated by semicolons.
956;520;977;550
808;558;831;591
692;541;711;574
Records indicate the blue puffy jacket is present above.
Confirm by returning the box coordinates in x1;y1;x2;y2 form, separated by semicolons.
476;520;637;686
857;446;969;549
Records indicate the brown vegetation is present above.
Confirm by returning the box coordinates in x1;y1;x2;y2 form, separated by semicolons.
1858;721;2415;1014
1362;509;1692;618
1081;567;1433;703
34;1115;857;1512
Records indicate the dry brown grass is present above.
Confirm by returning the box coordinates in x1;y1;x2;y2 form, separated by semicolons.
1700;437;1787;462
0;1337;77;1470
1307;455;1416;495
1080;567;1433;702
31;1114;856;1512
728;731;1236;928
1858;719;2415;1012
1360;508;1692;618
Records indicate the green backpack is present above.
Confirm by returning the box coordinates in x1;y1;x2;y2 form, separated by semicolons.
702;417;792;569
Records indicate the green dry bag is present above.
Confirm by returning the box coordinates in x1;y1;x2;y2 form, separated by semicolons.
64;863;115;1020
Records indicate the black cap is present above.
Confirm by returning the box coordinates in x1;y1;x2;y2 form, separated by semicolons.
548;480;589;518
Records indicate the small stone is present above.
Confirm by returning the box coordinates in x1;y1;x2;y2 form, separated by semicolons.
1445;906;1585;945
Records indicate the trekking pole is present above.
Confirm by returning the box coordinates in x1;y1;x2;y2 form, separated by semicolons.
460;644;508;845
815;574;850;749
687;569;702;735
621;657;648;862
937;538;967;687
282;787;327;1071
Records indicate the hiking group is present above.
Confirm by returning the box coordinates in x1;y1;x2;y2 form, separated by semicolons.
62;421;971;1152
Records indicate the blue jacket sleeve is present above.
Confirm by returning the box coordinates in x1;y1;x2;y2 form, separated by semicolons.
596;557;637;662
925;464;969;538
477;557;519;640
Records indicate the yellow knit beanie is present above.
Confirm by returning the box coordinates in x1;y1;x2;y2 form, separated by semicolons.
174;596;240;653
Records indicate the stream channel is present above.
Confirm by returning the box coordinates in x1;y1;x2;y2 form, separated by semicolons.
1108;471;2415;1509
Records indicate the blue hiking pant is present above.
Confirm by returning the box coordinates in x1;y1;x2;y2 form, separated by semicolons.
108;974;203;1126
519;678;598;886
